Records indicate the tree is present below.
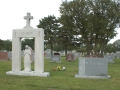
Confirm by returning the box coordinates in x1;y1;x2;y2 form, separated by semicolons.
0;39;4;50
59;0;120;55
37;15;60;55
105;43;116;53
113;39;120;51
3;39;12;51
21;39;34;50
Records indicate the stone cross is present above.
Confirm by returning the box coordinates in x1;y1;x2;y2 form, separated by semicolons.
24;13;33;29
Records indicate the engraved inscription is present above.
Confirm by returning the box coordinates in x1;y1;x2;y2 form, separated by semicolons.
22;31;32;35
89;62;104;65
15;30;40;37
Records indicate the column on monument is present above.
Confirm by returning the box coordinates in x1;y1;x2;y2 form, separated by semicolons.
34;29;44;73
12;31;21;72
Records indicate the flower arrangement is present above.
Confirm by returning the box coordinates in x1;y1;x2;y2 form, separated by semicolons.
57;66;61;71
62;67;65;70
52;66;66;71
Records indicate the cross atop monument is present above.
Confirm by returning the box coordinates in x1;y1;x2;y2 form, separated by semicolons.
24;12;33;29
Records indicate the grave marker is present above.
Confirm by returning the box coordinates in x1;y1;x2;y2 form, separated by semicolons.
75;57;110;79
66;54;74;61
0;52;8;60
104;55;114;63
50;53;61;63
6;13;50;77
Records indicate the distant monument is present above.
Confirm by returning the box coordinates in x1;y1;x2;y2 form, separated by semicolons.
6;13;50;77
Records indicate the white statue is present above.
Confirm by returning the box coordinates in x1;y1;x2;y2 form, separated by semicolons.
28;46;34;62
23;45;32;72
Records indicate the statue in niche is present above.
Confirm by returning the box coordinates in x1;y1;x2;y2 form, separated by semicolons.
23;45;33;72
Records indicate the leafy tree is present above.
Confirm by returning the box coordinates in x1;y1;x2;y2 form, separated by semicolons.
21;38;34;50
0;39;4;50
3;39;12;51
57;22;74;54
105;43;116;53
113;39;120;51
37;15;60;55
59;0;120;55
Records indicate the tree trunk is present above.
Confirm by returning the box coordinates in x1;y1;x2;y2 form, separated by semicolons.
50;41;53;55
65;45;67;55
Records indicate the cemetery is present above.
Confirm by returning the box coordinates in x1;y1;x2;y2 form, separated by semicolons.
1;56;120;90
1;0;120;89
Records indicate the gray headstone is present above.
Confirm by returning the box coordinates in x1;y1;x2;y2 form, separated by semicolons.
75;57;110;79
8;52;12;60
73;52;80;60
60;51;65;56
45;49;52;59
50;55;61;63
104;55;114;63
115;51;120;58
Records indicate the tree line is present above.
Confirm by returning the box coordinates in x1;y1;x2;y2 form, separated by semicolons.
0;39;34;51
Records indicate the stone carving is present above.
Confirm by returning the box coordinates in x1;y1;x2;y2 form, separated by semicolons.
23;45;32;72
24;13;33;29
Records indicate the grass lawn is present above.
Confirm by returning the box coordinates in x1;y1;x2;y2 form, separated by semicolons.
0;57;120;90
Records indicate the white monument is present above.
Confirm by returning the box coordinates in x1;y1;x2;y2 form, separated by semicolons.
6;13;50;77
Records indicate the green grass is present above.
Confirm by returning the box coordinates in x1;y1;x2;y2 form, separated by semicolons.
0;57;120;90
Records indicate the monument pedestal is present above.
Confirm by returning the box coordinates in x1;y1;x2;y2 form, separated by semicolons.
75;74;110;79
6;71;50;77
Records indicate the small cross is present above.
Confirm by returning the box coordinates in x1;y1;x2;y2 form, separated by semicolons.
24;13;33;29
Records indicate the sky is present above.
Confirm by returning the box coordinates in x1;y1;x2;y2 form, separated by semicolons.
0;0;120;43
0;0;62;40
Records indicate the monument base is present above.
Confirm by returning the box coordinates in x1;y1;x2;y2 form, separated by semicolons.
6;71;50;77
50;61;61;63
75;74;110;79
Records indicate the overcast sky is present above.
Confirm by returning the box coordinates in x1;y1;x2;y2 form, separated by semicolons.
0;0;119;43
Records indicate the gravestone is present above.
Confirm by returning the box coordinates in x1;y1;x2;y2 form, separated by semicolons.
75;57;110;79
115;51;120;58
104;55;114;63
45;49;52;59
0;52;8;60
8;52;12;60
60;51;65;56
6;13;50;77
73;52;79;60
66;53;74;61
50;53;61;63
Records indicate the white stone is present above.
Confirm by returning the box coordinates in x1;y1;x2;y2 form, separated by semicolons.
6;71;50;77
24;12;33;29
23;45;32;72
6;13;50;77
